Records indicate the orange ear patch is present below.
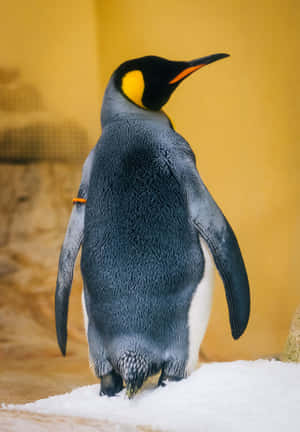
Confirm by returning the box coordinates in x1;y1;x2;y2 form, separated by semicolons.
169;64;205;84
122;70;146;109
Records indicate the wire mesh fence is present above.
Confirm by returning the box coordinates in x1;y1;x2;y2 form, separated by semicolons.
0;118;89;162
0;67;89;163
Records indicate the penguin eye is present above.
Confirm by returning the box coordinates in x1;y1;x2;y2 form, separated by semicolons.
121;70;146;109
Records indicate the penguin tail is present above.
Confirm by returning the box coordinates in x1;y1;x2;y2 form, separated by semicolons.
117;351;150;399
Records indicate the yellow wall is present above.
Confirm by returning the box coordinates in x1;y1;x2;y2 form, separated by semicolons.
94;0;300;359
0;0;101;145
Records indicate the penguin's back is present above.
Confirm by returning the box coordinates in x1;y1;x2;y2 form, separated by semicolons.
81;119;203;359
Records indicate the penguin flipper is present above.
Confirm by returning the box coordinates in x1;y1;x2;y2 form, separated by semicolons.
177;146;250;339
55;148;95;355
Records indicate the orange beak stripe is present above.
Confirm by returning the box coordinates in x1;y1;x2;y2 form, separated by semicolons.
169;64;206;84
72;198;87;204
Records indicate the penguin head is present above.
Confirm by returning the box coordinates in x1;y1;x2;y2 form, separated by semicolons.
113;54;229;111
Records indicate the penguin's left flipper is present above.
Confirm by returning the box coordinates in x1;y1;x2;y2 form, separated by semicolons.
55;148;95;356
175;143;250;339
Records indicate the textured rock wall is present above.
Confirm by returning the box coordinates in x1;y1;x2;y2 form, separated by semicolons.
0;163;86;361
281;306;300;362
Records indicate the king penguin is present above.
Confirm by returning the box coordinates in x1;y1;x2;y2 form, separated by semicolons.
55;54;250;398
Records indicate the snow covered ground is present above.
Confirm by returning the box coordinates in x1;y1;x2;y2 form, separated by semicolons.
3;360;300;432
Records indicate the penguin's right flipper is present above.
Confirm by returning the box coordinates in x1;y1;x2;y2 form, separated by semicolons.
174;143;250;339
55;148;95;355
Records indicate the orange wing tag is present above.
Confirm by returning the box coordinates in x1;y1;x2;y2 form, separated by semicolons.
72;198;87;204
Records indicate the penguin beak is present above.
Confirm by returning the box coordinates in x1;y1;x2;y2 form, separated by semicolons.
169;53;230;84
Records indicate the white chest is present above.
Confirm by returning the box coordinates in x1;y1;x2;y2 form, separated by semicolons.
186;237;215;375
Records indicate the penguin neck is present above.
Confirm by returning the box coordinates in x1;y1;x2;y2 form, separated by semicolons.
101;77;172;129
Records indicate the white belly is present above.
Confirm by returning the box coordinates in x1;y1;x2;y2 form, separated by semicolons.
186;237;215;375
82;289;95;370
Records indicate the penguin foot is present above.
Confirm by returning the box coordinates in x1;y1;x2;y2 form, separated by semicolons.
100;370;124;397
125;374;146;399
